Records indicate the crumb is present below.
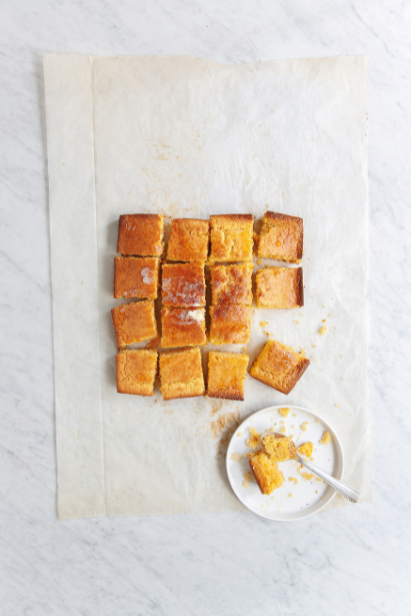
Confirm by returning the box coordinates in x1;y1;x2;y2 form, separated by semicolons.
289;477;298;484
320;431;331;445
257;259;262;265
294;320;300;324
246;427;261;449
293;413;297;417
237;431;242;437
319;326;327;335
335;404;338;408
243;481;248;488
322;319;326;323
231;453;243;462
316;477;322;482
259;321;268;327
279;426;286;434
279;407;290;417
301;422;309;432
298;469;315;481
297;442;313;457
289;494;293;498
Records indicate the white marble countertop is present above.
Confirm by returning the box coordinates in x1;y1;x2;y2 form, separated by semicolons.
1;1;410;614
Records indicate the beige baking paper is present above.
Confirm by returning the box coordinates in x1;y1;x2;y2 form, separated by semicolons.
44;54;370;519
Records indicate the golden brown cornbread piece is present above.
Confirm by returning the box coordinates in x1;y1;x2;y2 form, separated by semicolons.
162;263;205;308
210;263;253;306
117;214;165;256
159;348;205;400
250;340;310;394
249;451;284;495
114;256;159;299
116;349;158;396
257;211;303;263
111;300;157;348
167;218;209;263
256;267;303;309
207;352;249;401
297;442;313;457
209;214;253;263
209;304;251;345
161;307;206;349
261;434;297;461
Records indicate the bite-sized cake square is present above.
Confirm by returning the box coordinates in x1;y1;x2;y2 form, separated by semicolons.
117;213;164;256
162;263;205;308
167;218;209;263
116;349;158;396
210;263;253;306
161;307;206;349
249;451;284;495
209;304;251;345
207;352;249;401
209;214;253;263
114;256;159;299
111;300;157;347
257;211;303;263
249;340;310;394
159;348;205;400
255;267;303;309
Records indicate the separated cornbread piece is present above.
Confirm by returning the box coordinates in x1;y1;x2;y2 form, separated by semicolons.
209;214;253;263
167;218;209;263
249;451;284;495
116;349;158;396
297;442;314;457
161;307;206;348
257;211;303;263
210;263;253;306
159;347;205;400
162;263;205;308
256;267;303;309
250;340;310;394
111;300;157;347
209;304;251;344
114;256;159;299
117;213;164;256
207;352;249;400
261;434;297;461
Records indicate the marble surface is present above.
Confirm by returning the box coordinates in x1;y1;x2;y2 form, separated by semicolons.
1;1;410;614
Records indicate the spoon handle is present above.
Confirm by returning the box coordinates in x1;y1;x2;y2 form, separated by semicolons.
296;456;361;503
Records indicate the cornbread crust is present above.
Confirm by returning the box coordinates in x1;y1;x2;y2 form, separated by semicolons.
162;263;206;308
117;214;165;256
209;214;253;263
256;267;303;309
116;349;158;396
249;451;284;495
114;256;160;299
167;218;209;263
209;304;251;345
111;300;157;347
207;352;249;401
257;211;303;263
161;307;206;348
159;347;205;400
261;434;297;461
250;340;310;394
210;263;253;306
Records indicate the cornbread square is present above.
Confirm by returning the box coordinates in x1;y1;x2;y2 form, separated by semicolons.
207;352;249;401
257;211;303;263
210;263;253;306
249;451;284;495
261;434;296;461
111;300;157;347
162;263;205;308
209;304;251;344
117;214;164;256
116;349;158;396
256;267;303;309
114;256;159;299
159;348;205;400
167;218;209;263
161;307;206;349
209;214;253;263
250;340;310;394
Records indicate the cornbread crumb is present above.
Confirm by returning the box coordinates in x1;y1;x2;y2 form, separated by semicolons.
289;477;299;484
320;431;331;445
319;326;327;335
246;427;261;450
297;442;314;457
279;426;286;434
237;431;242;437
301;422;309;432
231;452;243;462
279;407;290;417
315;477;322;482
322;319;327;323
243;481;248;488
249;451;284;495
260;321;268;327
298;470;315;481
335;404;339;407
289;494;293;498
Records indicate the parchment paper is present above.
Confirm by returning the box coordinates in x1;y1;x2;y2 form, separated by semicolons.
44;54;370;519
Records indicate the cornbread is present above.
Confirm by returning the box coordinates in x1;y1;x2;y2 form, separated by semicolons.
320;431;331;445
111;300;157;347
114;256;159;299
162;263;205;308
279;407;290;417
117;214;164;256
207;352;249;400
246;427;261;450
256;267;303;309
250;340;310;394
159;347;205;400
210;263;253;306
209;214;253;263
116;349;157;396
249;451;284;495
161;307;206;348
209;304;251;345
261;434;296;461
257;211;303;263
297;442;314;457
167;218;209;262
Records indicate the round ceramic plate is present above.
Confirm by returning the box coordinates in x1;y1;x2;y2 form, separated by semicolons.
226;405;344;521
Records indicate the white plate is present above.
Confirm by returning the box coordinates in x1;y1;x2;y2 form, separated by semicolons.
226;405;344;521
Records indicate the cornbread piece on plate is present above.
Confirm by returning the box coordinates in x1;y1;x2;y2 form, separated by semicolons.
256;267;303;309
116;349;158;396
257;211;303;263
210;263;253;306
117;213;164;256
167;218;209;263
297;442;314;457
159;347;205;400
261;434;297;461
250;340;310;394
162;263;205;308
161;307;206;348
114;256;159;299
209;214;253;263
249;451;284;495
209;304;251;345
111;300;157;347
207;351;249;400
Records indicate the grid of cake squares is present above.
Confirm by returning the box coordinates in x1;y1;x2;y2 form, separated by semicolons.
112;212;310;401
